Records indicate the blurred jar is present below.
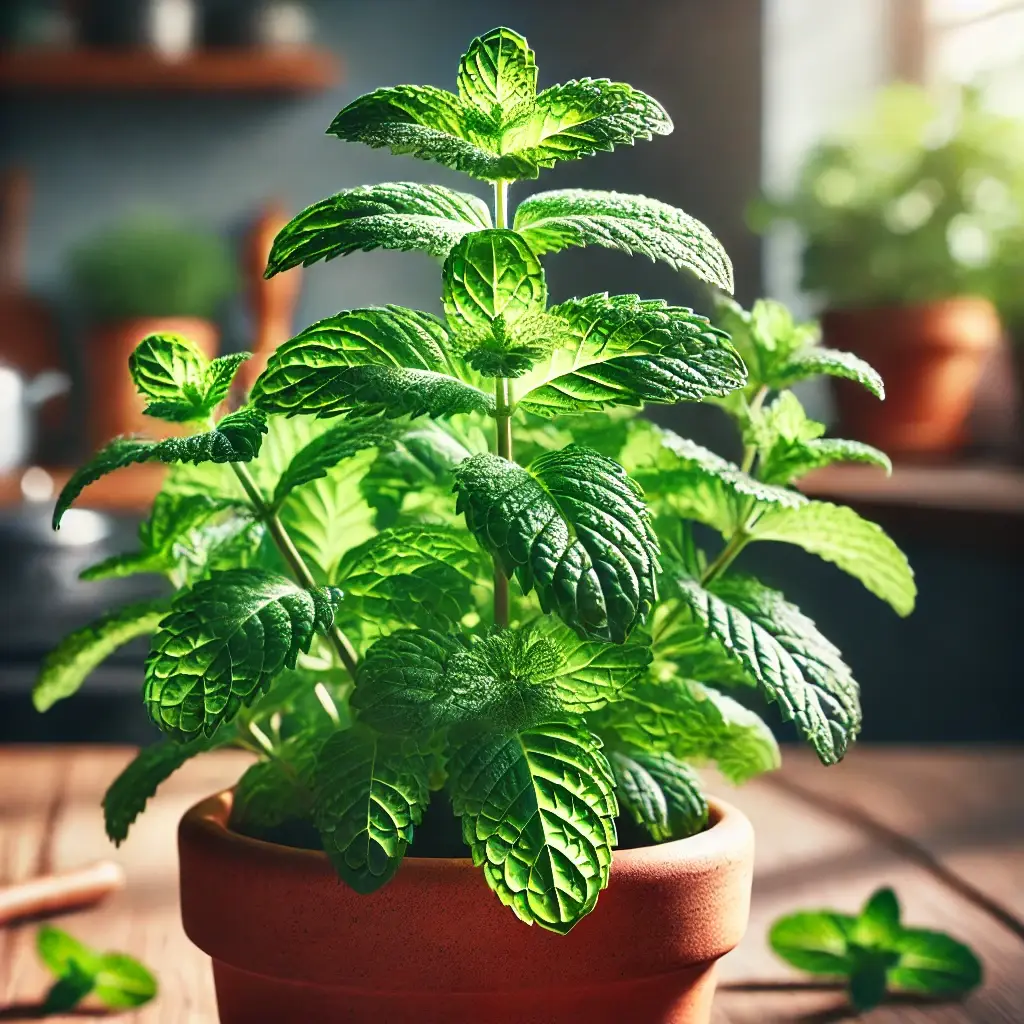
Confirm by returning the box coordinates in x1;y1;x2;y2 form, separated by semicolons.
204;0;312;49
78;0;197;59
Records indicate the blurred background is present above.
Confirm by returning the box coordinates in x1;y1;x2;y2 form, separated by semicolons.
0;0;1021;745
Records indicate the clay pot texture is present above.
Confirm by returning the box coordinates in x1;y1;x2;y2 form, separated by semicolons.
823;297;1002;457
179;790;754;1024
86;317;218;451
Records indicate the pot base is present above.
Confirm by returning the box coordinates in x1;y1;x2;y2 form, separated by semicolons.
212;958;718;1024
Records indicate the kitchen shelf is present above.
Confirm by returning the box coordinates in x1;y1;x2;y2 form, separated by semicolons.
798;462;1024;551
0;47;341;92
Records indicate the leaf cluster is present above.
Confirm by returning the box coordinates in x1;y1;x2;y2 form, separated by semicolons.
771;888;982;1012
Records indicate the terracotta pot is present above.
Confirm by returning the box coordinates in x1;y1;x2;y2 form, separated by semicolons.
86;316;218;450
822;297;1002;457
179;791;754;1024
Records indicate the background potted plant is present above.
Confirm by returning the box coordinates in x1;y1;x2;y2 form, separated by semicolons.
36;27;914;1024
69;214;236;448
754;83;1024;458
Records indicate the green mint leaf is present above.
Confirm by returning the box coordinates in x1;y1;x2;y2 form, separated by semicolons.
42;962;96;1013
610;747;708;841
502;78;672;170
335;525;489;632
454;445;660;642
675;576;861;764
532;617;652;713
849;962;890;1011
203;352;251;407
457;311;572;379
854;886;902;947
271;418;398;509
769;910;858;975
600;677;780;783
750;501;916;617
516;293;745;416
620;421;803;535
887;928;983;997
313;725;432;894
144;569;322;740
37;925;100;979
78;550;169;582
251;305;491;421
327;84;537;182
457;27;537;121
775;346;885;399
442;229;546;334
514;189;734;292
104;734;222;844
266;182;492;275
231;734;323;832
52;406;268;529
448;718;617;933
129;332;208;417
33;600;169;712
353;627;564;734
92;953;158;1009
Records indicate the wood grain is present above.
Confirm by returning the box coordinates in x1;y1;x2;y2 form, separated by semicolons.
0;747;1021;1022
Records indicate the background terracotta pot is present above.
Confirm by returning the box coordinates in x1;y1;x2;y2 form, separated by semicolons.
822;297;1002;458
179;791;754;1024
86;316;219;451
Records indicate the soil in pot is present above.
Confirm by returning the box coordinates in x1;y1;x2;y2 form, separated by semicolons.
823;297;1002;458
180;790;754;1024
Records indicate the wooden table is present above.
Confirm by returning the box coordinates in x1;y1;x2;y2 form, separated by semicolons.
1;747;1022;1022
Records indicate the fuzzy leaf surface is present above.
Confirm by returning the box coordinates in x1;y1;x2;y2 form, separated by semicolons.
448;717;617;933
103;735;221;844
313;726;431;893
34;600;169;712
620;422;803;534
515;189;733;291
454;445;660;642
457;27;537;118
517;293;745;416
674;576;860;764
265;183;492;275
610;748;707;841
335;525;488;632
750;501;916;616
602;677;780;783
442;229;546;334
53;406;267;529
144;569;322;739
251;305;490;420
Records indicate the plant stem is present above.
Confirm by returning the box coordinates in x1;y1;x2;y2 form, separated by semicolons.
228;460;359;678
494;179;509;229
700;529;749;587
490;178;514;628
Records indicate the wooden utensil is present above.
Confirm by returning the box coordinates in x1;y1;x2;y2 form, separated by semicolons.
236;200;302;395
0;168;67;442
0;860;125;926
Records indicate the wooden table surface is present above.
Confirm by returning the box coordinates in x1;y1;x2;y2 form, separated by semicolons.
1;746;1022;1022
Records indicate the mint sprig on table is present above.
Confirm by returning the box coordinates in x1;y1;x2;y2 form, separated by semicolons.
36;925;157;1014
770;888;982;1012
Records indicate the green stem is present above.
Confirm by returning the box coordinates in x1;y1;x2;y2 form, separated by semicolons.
228;460;359;678
491;178;514;628
700;530;749;588
494;179;509;229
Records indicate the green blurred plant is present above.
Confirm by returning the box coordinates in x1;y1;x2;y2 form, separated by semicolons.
752;83;1024;310
36;925;157;1014
770;887;982;1012
69;216;237;322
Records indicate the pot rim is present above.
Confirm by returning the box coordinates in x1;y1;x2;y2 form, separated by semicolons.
178;789;755;990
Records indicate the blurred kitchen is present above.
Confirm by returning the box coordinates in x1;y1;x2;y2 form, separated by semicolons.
0;0;1021;744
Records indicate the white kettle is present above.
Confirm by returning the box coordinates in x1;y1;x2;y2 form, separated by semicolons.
0;363;69;474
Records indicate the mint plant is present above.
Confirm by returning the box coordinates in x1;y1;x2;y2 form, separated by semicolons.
35;28;915;935
771;888;982;1011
